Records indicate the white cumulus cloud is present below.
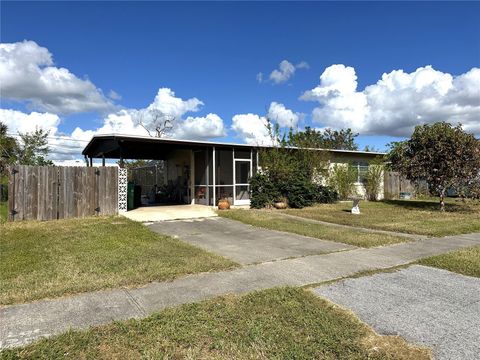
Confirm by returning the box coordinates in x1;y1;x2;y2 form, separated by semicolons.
267;59;310;84
0;108;61;134
270;60;296;84
267;102;302;128
173;113;226;139
301;64;480;136
231;113;271;145
146;88;203;119
0;40;116;114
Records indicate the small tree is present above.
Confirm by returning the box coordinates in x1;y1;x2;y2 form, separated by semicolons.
0;122;19;176
388;122;480;211
136;109;175;138
16;128;53;166
328;164;357;200
363;159;384;201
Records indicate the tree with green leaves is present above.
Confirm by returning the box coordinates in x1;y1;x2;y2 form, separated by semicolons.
388;122;480;211
0;122;19;176
16;128;53;166
328;164;358;200
363;158;385;201
288;127;359;150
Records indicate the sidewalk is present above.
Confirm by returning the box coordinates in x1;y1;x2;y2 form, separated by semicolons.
1;232;479;349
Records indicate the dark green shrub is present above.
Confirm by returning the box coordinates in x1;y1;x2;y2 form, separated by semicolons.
315;186;338;203
279;173;317;209
250;173;339;209
250;173;280;209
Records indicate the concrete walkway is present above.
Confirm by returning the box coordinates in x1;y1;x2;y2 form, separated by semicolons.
149;217;356;264
1;232;479;349
315;265;480;360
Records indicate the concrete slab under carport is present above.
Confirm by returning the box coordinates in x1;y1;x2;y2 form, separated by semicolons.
121;204;217;222
148;217;356;264
314;265;480;360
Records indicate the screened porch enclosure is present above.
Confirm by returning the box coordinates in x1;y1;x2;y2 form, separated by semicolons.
81;135;260;207
194;147;258;206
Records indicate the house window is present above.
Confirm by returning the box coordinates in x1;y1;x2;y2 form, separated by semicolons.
351;161;369;184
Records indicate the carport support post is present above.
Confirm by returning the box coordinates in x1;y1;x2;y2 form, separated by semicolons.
212;146;216;207
190;150;195;204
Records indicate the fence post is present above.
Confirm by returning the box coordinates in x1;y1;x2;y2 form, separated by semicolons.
118;167;127;213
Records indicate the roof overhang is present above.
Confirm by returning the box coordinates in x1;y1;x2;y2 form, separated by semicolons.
82;134;386;160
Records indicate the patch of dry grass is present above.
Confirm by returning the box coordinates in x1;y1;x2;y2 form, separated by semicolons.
418;246;480;277
219;209;409;248
284;199;480;236
0;201;7;223
1;287;431;359
0;217;237;305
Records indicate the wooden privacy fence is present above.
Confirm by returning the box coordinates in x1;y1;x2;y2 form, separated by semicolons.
8;165;118;221
383;171;415;199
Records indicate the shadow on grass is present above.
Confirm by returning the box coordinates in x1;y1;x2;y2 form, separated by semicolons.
382;199;474;213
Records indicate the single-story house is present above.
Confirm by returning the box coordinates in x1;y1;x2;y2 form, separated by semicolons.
82;134;385;207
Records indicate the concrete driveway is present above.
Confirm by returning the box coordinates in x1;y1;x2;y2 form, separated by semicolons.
314;265;480;360
148;217;355;264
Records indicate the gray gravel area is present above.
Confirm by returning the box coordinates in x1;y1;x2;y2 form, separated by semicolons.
314;265;480;360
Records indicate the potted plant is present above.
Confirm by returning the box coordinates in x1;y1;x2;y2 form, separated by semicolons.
217;198;231;210
273;197;288;209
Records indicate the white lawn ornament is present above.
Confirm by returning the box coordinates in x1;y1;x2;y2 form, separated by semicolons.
351;198;361;215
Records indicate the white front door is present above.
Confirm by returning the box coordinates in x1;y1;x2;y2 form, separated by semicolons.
233;159;251;205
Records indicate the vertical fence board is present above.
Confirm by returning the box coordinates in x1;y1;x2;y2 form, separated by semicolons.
98;167;106;215
57;167;64;219
73;167;82;218
87;167;96;216
17;166;25;221
37;167;46;220
8;167;15;221
25;166;37;220
104;167;114;215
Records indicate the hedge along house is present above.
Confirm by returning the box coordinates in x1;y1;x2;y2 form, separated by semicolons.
82;134;385;209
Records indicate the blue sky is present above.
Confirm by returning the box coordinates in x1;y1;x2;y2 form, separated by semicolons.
1;1;479;159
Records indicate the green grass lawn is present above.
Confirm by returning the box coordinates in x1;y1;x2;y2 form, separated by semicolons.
418;246;480;278
0;201;7;223
0;217;237;305
218;209;409;248
1;287;430;360
284;199;480;237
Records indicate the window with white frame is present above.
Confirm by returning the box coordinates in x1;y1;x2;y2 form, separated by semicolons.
351;161;369;184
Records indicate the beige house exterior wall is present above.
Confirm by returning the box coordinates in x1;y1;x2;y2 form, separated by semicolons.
328;152;385;200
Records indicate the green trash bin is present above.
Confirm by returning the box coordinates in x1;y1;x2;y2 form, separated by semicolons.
134;185;142;208
127;182;135;211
